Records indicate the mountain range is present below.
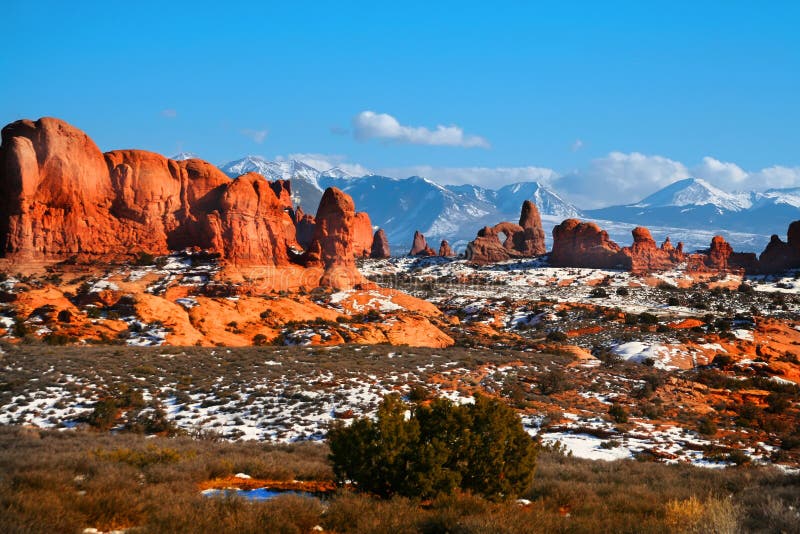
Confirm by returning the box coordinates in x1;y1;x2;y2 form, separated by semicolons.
218;156;579;251
212;156;799;254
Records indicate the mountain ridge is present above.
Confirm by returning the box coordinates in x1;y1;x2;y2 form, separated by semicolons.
215;156;800;253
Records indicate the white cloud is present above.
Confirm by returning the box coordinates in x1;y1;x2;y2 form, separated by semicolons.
280;153;371;176
377;165;559;188
352;111;489;148
161;109;177;119
693;157;800;191
241;128;268;144
554;152;690;208
692;157;748;188
752;165;800;190
692;157;800;191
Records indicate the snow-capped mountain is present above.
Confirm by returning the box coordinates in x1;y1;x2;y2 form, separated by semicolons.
318;175;579;252
494;182;581;219
586;178;751;229
220;157;326;208
585;178;800;251
215;156;797;254
170;152;201;161
631;178;751;211
217;156;579;252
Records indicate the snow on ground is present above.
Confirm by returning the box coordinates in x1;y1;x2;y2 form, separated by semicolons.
612;342;684;370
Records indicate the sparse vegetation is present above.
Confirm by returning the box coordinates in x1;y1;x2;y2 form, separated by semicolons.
0;427;797;533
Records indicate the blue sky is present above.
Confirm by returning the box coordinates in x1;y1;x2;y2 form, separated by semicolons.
2;1;799;206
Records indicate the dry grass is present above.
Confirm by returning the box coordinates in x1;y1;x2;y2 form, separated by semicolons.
0;426;798;533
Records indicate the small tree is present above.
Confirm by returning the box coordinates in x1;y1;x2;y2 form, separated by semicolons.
328;394;537;501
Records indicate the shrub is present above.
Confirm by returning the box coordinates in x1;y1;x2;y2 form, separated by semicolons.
86;397;119;431
546;330;568;343
697;417;718;436
328;394;537;501
134;252;156;266
638;312;658;325
589;287;608;298
539;369;570;395
712;354;733;368
737;283;754;294
609;403;629;423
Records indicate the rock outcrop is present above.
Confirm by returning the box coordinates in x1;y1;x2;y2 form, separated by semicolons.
552;219;759;274
705;235;733;271
353;212;373;258
465;201;547;263
550;219;632;269
370;229;391;259
627;227;684;272
203;173;299;266
516;200;547;256
438;240;455;257
465;225;518;264
304;187;364;288
0;117;369;280
409;231;436;256
758;221;800;273
291;206;316;250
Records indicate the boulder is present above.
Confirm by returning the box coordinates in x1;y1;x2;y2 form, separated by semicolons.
370;229;391;259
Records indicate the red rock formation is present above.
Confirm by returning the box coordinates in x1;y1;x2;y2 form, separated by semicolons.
409;231;436;256
370;229;391;259
759;221;800;273
1;117;123;257
465;226;514;263
626;227;682;272
204;173;299;266
0;117;319;267
550;219;632;269
705;235;733;270
291;206;316;251
730;252;760;273
465;201;547;263
439;240;455;257
304;187;364;288
515;200;546;256
353;212;373;258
